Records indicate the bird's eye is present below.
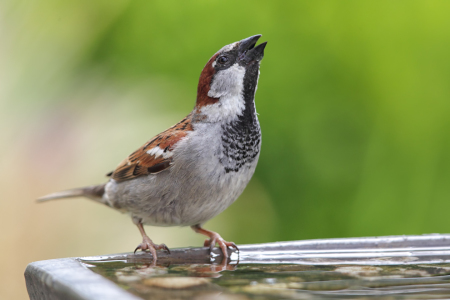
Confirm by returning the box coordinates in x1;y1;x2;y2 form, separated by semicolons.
218;56;228;64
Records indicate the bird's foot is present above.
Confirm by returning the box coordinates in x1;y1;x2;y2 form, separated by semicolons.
134;235;170;259
191;225;239;260
203;232;239;258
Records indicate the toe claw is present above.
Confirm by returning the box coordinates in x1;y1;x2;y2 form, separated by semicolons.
162;244;171;254
134;245;141;254
229;242;239;251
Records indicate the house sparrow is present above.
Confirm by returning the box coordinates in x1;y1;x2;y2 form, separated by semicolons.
38;35;267;262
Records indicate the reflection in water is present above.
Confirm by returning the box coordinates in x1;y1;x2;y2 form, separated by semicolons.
84;258;450;299
82;236;450;299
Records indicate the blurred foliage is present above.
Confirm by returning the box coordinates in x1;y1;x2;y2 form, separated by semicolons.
78;0;450;240
4;1;450;298
5;0;450;243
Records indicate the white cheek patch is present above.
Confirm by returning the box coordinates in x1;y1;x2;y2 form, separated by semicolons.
146;146;173;159
200;96;245;123
208;64;245;99
201;63;246;123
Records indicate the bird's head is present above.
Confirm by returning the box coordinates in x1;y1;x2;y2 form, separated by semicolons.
194;35;267;123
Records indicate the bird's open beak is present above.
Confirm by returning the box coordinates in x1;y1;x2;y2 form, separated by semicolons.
238;35;267;64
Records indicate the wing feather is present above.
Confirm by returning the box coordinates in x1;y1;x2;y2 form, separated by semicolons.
111;114;193;182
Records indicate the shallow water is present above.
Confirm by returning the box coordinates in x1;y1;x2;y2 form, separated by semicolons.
81;236;450;299
83;259;450;299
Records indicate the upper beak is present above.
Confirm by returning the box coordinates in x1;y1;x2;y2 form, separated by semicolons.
238;35;267;63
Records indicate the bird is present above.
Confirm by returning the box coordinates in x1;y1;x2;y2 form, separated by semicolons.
38;34;267;262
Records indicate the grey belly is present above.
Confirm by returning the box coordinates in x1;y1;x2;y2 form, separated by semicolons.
103;158;258;227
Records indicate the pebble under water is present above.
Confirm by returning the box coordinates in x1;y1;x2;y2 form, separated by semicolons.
83;259;450;299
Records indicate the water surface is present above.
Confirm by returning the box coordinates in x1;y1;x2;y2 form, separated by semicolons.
82;235;450;299
84;259;450;299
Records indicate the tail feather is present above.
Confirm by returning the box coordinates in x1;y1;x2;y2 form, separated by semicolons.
37;184;106;203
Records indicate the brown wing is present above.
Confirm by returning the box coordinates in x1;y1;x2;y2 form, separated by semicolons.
110;114;193;182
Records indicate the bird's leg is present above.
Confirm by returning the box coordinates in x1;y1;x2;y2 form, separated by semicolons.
134;221;170;263
191;224;239;258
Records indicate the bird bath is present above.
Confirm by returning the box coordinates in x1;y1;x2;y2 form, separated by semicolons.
26;234;450;299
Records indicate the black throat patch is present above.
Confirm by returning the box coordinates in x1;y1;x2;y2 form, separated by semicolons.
220;63;262;173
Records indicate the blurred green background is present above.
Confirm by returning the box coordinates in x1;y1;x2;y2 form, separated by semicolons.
2;0;450;298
